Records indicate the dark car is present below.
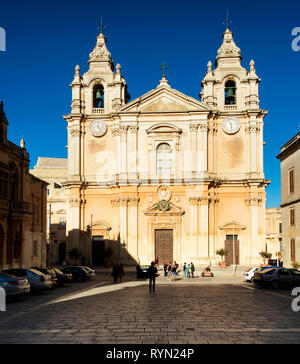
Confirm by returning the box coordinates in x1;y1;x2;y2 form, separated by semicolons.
136;265;150;279
3;268;54;291
62;266;89;282
32;267;58;287
0;272;31;297
77;266;96;280
253;268;300;289
52;268;72;286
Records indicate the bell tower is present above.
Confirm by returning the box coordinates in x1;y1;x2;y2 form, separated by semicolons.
201;27;261;112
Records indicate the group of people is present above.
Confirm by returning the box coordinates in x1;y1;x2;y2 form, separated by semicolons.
183;262;195;278
162;261;196;280
112;263;125;283
163;261;179;281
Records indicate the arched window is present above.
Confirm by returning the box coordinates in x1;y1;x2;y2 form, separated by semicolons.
225;80;236;105
156;143;172;176
93;85;104;109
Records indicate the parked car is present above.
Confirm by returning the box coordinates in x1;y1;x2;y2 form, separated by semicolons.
3;269;54;292
62;266;89;282
243;267;259;282
52;268;72;286
253;268;300;289
136;265;150;279
32;267;58;287
77;266;96;279
0;272;31;297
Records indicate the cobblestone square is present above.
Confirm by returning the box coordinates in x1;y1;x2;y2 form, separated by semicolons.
0;271;300;344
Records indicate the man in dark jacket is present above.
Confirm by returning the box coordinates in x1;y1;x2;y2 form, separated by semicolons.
148;262;158;292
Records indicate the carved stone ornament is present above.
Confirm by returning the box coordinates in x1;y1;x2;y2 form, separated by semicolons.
157;185;171;202
217;29;241;58
89;33;112;63
89;119;108;137
70;129;81;138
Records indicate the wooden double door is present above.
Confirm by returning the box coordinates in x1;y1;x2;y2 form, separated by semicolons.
225;236;240;265
155;229;173;264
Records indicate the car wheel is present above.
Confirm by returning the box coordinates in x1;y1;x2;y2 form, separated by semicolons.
271;280;279;289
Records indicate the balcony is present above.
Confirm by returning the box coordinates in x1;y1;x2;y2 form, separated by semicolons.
224;105;237;111
92;108;105;115
10;200;31;220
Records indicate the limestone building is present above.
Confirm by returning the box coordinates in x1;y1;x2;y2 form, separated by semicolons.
30;158;68;265
265;207;282;260
63;27;270;266
0;102;47;269
277;132;300;266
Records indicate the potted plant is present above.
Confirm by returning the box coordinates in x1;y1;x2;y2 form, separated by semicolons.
216;249;229;269
292;261;300;270
259;251;272;267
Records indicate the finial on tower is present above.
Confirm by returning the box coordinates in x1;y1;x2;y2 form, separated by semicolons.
75;65;80;75
223;9;232;29
20;135;25;149
98;16;106;35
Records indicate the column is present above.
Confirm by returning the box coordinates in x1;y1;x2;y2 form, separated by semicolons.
120;126;128;181
199;196;209;263
249;120;257;174
128;126;138;180
198;123;208;174
189;125;198;177
189;198;199;259
128;197;139;261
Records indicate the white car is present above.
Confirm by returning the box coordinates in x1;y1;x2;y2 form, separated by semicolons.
243;267;260;282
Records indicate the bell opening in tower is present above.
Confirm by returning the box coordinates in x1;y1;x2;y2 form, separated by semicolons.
225;80;236;105
93;85;104;109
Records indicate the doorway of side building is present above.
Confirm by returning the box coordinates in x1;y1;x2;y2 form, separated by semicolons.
225;235;240;265
155;229;173;265
92;236;105;266
58;242;66;265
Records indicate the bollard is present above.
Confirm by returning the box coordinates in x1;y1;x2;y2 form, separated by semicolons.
0;286;6;312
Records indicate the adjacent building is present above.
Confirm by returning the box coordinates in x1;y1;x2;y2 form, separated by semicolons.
61;26;270;266
0;102;47;269
30;158;68;266
277;132;300;266
265;207;282;260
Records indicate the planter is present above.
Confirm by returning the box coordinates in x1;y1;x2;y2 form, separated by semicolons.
220;262;227;269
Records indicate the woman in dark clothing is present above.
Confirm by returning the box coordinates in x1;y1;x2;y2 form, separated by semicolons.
148;262;158;292
112;264;119;284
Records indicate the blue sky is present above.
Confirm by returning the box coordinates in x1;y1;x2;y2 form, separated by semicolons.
1;0;300;207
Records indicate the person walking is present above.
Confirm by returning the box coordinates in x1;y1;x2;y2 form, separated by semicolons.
186;264;191;278
118;264;124;283
112;264;119;284
148;261;158;292
163;263;168;277
191;262;195;278
183;263;187;278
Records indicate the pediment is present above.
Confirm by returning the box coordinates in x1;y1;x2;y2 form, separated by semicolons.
145;202;185;216
118;86;210;113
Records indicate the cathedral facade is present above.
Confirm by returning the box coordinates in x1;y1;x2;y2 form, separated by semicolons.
64;27;270;266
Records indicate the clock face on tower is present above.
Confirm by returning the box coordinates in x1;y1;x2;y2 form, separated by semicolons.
89;119;107;137
222;116;240;135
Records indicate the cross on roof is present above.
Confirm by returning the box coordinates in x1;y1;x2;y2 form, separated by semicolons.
160;62;168;78
223;10;232;29
98;16;106;34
